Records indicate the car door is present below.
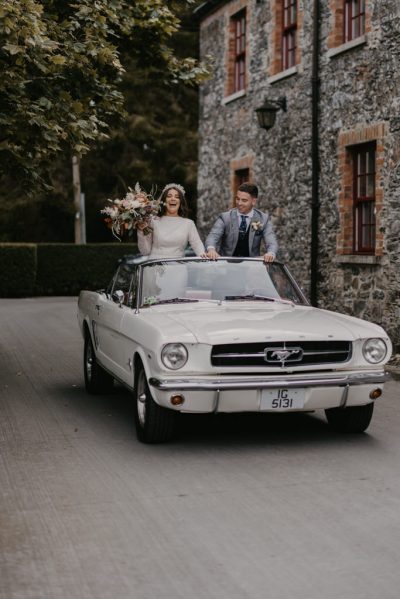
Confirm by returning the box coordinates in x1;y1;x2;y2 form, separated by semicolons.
117;266;141;386
95;263;134;379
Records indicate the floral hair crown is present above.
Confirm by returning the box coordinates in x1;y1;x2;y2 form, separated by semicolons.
162;183;185;196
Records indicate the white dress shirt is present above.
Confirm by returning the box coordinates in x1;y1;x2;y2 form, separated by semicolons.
237;209;254;230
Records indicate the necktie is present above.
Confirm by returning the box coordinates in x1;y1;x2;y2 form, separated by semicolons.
239;215;247;237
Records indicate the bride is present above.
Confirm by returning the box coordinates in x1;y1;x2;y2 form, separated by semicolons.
137;183;206;258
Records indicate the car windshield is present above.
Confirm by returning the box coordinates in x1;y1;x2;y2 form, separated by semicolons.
139;259;307;307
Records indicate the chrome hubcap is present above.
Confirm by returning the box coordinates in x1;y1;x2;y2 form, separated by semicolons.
86;342;93;380
137;371;147;428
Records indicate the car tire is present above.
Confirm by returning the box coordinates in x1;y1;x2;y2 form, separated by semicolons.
134;363;176;443
84;332;114;394
325;402;374;433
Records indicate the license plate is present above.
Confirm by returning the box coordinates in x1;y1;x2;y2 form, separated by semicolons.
261;388;305;411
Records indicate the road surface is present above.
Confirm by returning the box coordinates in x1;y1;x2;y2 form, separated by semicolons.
1;297;399;599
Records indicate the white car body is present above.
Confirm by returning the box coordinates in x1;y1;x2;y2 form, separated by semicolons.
78;257;392;442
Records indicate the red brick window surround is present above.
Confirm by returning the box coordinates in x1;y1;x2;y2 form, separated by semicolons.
352;142;376;254
230;156;253;206
233;10;246;92
282;0;297;70
337;123;386;257
225;6;248;97
328;0;370;50
269;0;302;77
344;0;366;42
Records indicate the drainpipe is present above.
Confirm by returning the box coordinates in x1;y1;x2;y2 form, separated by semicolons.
310;0;320;306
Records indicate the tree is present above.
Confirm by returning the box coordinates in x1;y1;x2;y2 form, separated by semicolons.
81;6;204;242
0;0;208;188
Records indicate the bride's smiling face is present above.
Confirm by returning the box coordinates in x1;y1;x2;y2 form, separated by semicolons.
165;189;181;216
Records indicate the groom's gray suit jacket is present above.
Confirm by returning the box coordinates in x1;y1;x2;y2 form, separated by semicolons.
205;208;278;257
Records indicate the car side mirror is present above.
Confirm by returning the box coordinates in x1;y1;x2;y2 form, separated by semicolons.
112;289;125;306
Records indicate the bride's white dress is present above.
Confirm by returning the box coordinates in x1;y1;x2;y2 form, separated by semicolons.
137;216;205;258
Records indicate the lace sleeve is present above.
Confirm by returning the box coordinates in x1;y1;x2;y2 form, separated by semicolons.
188;220;205;256
137;229;153;256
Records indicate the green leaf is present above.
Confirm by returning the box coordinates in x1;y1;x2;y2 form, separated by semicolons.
0;0;208;190
3;44;23;55
71;101;84;114
50;55;66;65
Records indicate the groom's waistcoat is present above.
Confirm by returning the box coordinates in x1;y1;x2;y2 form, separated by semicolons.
233;225;250;257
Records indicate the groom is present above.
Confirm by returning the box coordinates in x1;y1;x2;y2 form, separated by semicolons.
205;183;278;262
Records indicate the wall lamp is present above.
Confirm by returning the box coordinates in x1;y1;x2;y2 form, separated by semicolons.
255;96;287;130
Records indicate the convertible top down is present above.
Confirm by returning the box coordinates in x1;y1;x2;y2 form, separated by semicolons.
78;257;392;443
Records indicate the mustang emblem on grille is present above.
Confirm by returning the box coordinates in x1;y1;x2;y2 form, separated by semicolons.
264;347;303;365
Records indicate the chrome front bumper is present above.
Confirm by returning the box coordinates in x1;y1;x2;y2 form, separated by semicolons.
149;370;390;391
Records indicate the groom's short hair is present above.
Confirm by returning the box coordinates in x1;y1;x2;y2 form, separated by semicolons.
238;182;258;198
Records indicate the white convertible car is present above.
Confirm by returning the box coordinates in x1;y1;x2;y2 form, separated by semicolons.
77;256;392;443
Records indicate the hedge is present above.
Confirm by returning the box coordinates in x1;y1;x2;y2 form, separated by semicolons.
0;244;37;297
0;243;137;297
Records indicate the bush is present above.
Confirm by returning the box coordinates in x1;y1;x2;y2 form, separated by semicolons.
0;244;37;297
0;243;137;297
35;243;137;295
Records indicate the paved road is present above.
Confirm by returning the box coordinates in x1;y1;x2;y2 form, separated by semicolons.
1;297;400;599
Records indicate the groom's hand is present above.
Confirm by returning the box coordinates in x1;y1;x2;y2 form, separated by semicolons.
206;248;220;260
263;252;275;263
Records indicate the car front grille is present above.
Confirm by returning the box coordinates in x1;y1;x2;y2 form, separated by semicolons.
211;341;352;367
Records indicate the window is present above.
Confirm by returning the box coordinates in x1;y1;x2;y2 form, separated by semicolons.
282;0;297;70
111;264;135;306
230;157;253;204
352;143;376;254
327;1;370;54
344;0;365;42
337;123;385;258
234;168;250;197
269;0;302;77
233;10;246;92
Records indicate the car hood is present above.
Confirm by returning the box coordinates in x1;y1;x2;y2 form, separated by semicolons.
152;302;388;344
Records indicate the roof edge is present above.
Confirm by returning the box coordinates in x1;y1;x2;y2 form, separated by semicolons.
193;0;231;21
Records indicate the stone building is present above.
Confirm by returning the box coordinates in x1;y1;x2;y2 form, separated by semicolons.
195;0;400;350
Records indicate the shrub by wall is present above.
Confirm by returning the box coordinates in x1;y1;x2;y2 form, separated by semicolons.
0;244;37;297
0;243;137;297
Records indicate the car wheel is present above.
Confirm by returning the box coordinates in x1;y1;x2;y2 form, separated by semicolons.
325;403;374;433
84;332;114;394
134;363;176;443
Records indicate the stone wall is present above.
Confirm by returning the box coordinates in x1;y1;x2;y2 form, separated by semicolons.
317;0;400;347
197;0;400;349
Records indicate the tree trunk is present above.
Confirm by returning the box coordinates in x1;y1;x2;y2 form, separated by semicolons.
72;155;82;244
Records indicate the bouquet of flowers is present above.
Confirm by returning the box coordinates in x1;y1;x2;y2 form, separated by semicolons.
101;183;159;241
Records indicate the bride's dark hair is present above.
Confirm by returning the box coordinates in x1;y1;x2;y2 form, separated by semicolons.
159;185;188;217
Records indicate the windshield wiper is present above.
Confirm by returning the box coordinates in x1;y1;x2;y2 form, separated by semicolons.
224;294;292;304
144;297;199;306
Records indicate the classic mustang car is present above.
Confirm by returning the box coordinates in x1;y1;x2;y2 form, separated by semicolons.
77;256;392;443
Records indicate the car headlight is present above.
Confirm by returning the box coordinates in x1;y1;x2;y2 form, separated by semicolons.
161;343;188;370
362;338;387;364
